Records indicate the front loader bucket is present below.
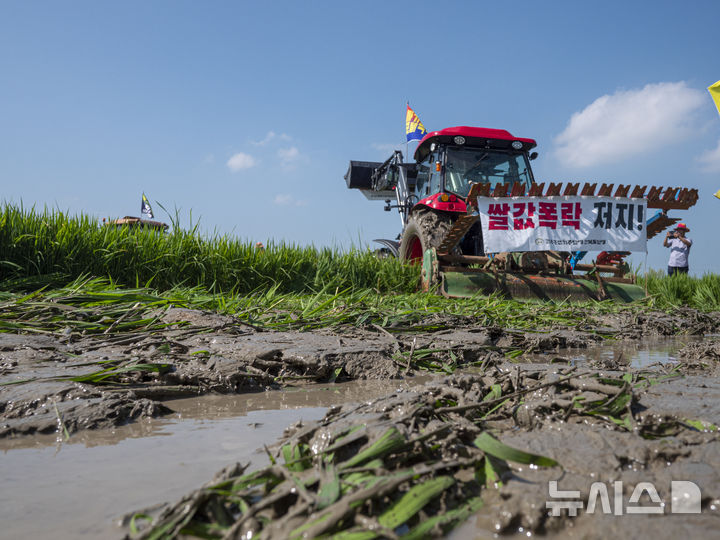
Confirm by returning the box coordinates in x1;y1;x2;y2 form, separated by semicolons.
439;270;646;302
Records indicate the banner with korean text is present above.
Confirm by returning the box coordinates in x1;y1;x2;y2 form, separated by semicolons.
478;196;647;253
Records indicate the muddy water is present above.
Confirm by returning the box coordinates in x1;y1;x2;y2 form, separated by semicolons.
0;379;424;540
0;339;713;539
544;336;703;369
1;408;325;540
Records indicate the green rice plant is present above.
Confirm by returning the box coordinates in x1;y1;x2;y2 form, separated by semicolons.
692;274;720;311
325;476;456;540
66;362;171;384
4;202;719;310
0;203;420;295
639;270;720;310
474;432;558;467
0;275;647;342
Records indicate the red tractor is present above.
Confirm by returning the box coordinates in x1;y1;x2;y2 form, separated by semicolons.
346;125;698;301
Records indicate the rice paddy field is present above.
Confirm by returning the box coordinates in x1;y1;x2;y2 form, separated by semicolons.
1;204;720;539
2;203;720;310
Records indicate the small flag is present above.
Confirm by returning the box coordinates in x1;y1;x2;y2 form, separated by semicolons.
405;104;427;142
141;194;154;219
709;80;720;117
714;188;720;200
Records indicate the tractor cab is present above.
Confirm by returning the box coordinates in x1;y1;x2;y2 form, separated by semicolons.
411;126;537;213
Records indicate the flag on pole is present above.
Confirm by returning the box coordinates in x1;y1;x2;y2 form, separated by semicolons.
405;104;427;142
141;194;154;219
709;80;720;117
709;81;720;203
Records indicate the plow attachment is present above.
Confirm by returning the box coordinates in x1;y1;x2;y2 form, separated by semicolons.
423;182;698;303
422;249;646;302
438;265;645;302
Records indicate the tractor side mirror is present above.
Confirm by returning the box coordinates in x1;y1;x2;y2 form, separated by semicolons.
529;152;538;161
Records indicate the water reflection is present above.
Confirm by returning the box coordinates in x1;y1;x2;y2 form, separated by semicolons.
532;336;702;369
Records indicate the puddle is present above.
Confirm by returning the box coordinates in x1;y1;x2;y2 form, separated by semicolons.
0;407;326;540
0;378;428;540
530;336;704;369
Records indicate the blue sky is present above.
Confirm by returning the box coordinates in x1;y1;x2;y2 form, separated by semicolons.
2;0;719;275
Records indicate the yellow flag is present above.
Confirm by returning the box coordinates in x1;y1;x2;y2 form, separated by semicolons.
715;189;720;200
710;80;720;116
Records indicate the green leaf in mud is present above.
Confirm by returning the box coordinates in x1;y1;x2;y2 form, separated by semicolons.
66;362;171;384
683;418;719;432
326;476;456;540
129;513;152;535
476;455;506;488
282;442;310;472
316;463;341;510
378;475;455;528
481;398;510;419
435;398;457;408
180;520;229;539
474;432;558;467
342;472;379;491
483;383;502;401
341;427;406;469
586;384;632;420
329;366;343;383
402;496;484;540
633;370;683;389
505;349;524;359
228;469;278;492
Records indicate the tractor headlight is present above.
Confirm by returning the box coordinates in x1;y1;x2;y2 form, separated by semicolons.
453;136;466;145
512;141;523;150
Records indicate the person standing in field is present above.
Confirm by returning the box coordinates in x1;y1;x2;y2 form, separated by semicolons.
663;223;692;275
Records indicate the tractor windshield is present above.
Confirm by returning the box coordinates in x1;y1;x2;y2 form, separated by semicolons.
444;147;533;198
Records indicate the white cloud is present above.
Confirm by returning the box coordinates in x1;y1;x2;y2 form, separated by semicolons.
253;131;276;146
227;152;256;171
253;131;292;146
273;193;307;206
277;146;300;166
554;82;706;168
697;138;720;172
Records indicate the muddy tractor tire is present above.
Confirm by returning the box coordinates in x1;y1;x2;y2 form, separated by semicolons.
399;209;455;263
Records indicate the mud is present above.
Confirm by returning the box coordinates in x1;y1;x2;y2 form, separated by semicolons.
3;306;717;441
677;337;720;361
450;375;720;539
2;305;720;538
125;364;720;539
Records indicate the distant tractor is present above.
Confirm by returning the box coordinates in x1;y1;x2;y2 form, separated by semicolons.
345;126;698;301
104;194;168;232
104;216;168;232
